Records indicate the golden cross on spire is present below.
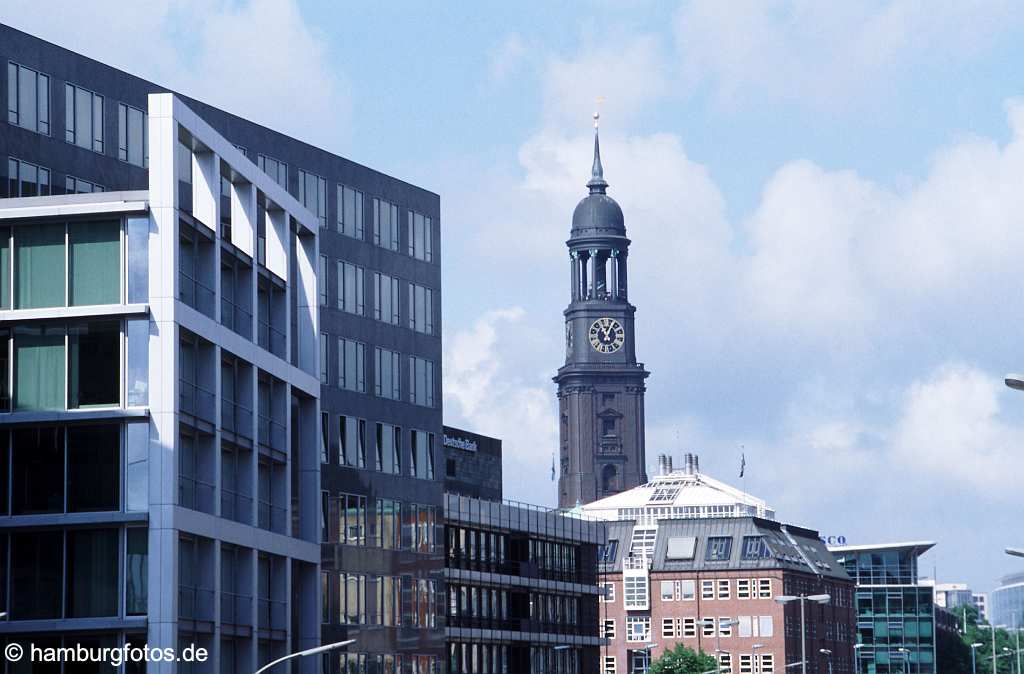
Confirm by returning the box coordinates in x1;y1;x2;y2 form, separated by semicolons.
594;96;605;128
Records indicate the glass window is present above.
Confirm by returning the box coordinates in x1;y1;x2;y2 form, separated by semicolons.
340;416;366;468
319;333;328;384
66;528;118;617
0;327;9;412
0;226;9;309
257;154;288;188
10;530;62;618
68;320;120;408
127;215;149;303
408;356;434;407
14;324;65;410
14;221;64;308
373;272;400;324
375;422;401;474
65;83;104;152
125;528;148;616
12;426;63;514
125;422;149;511
118;103;147;167
338;184;364;239
126;319;149;407
374;347;401;400
408;283;434;335
318;255;328;306
298;170;327;227
407;211;433;262
65;175;105;194
8;157;51;198
706;536;733;561
67;424;120;512
69;220;120;305
337;261;364;315
372;198;400;251
410;430;434;479
8;62;49;134
741;536;769;560
338;338;366;393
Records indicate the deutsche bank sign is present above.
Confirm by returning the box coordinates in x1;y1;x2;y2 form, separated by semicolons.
443;435;478;452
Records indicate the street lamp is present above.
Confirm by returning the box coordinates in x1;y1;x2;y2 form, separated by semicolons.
973;643;985;674
703;618;739;674
820;649;833;674
1007;549;1024;558
1005;374;1024;391
896;647;910;674
776;594;830;674
752;643;764;674
252;639;355;674
638;643;659;674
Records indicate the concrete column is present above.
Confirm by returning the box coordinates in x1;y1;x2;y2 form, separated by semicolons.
588;249;598;299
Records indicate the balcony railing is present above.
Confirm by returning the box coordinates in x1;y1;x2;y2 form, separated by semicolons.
221;399;253;439
179;585;215;621
179;271;216;318
221;488;253;525
179;379;216;424
259;500;287;534
258;414;287;453
179;475;215;514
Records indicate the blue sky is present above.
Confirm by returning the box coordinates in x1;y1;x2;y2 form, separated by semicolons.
5;0;1024;594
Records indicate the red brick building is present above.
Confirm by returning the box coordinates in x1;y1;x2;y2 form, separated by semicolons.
583;457;855;674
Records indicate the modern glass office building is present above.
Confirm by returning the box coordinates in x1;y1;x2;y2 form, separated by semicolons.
0;93;323;672
443;493;605;674
1;22;444;673
991;573;1024;629
830;542;937;674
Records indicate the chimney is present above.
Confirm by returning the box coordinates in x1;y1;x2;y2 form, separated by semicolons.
681;453;693;475
665;455;673;474
693;454;699;473
658;454;673;476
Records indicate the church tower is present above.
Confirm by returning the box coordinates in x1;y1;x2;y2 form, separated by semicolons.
556;115;649;508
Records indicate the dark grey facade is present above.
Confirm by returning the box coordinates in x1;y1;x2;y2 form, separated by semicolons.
443;492;605;674
555;125;649;508
441;425;502;502
1;23;444;672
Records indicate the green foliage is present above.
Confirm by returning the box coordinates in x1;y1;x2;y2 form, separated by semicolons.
952;605;1023;674
649;644;719;674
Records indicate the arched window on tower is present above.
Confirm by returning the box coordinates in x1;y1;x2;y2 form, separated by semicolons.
601;464;619;493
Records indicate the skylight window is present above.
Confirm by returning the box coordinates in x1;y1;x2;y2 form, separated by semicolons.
629;527;658;557
649;485;681;503
666;536;697;560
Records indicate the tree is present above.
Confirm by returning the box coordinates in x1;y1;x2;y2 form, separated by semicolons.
649;644;719;674
952;604;1020;674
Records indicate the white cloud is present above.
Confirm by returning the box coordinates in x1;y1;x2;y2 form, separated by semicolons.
673;0;1024;109
0;0;351;152
443;308;561;505
891;363;1023;493
488;33;528;83
541;34;668;126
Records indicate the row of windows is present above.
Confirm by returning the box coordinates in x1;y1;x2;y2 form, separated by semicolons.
602;614;775;641
0;319;148;413
8;158;105;198
600;578;774;604
0;527;147;620
320;414;435;481
321;572;439;629
603;653;775;674
331;653;439;674
321;492;438;552
9;63;148;167
319;335;436;407
321;413;436;479
319;257;437;335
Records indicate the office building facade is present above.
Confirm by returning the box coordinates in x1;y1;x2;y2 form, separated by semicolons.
441;426;502;502
0;93;322;671
830;542;937;674
991;573;1024;629
1;23;444;672
443;493;605;674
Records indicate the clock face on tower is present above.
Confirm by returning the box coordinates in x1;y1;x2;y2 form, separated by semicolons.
589;317;625;353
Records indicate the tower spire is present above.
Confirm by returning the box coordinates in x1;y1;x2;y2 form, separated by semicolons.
587;111;608;195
